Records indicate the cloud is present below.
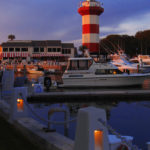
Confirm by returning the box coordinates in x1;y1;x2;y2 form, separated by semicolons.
101;12;150;36
0;0;150;47
66;38;82;47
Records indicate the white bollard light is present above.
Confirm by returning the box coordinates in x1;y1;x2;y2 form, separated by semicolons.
9;87;29;123
74;106;109;150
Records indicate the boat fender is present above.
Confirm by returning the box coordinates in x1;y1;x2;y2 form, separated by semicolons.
44;77;52;90
117;144;128;150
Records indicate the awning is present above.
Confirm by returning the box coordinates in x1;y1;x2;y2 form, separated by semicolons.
32;53;41;57
2;52;29;58
40;53;65;57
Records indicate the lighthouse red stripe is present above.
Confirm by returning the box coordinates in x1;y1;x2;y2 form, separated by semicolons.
82;24;99;34
78;6;104;16
83;43;99;53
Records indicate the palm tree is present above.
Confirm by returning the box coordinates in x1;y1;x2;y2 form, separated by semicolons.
8;34;15;41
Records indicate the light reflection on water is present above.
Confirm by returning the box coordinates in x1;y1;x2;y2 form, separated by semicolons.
29;101;150;150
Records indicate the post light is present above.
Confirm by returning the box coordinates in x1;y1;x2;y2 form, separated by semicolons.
94;130;103;150
17;98;24;112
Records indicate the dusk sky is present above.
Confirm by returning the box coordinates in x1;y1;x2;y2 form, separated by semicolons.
0;0;150;47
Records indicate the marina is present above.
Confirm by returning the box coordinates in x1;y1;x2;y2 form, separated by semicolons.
0;69;150;150
0;0;150;149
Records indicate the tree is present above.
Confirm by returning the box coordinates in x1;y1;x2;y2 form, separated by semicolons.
135;30;150;55
8;34;15;41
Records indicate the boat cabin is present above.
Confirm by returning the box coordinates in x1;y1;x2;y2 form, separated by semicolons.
65;57;124;75
67;57;93;70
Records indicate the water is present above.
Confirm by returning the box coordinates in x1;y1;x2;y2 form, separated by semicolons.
16;72;150;149
108;101;150;150
28;101;150;150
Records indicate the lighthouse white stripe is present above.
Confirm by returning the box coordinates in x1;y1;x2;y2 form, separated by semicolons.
82;15;99;25
82;34;99;43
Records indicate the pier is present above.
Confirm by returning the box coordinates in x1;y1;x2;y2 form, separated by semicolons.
27;89;150;102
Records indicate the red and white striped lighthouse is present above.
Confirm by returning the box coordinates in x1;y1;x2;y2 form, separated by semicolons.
78;0;104;54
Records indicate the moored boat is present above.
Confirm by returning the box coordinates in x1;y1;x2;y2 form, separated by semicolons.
27;66;44;75
59;57;150;87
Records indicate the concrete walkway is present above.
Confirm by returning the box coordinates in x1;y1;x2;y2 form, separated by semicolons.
0;115;42;150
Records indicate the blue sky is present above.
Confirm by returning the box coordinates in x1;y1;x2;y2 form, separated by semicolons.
0;0;150;47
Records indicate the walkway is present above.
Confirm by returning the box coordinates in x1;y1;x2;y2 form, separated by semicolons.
0;115;42;150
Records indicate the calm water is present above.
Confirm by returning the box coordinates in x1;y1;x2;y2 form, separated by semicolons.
17;73;150;149
29;101;150;150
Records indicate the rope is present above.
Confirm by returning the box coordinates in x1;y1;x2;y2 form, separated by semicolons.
22;94;77;125
98;118;139;150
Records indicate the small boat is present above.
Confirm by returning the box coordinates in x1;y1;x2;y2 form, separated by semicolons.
58;57;150;87
27;66;44;75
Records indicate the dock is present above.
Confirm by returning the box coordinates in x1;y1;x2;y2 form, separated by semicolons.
27;89;150;102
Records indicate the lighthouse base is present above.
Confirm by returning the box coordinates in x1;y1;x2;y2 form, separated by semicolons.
83;43;99;55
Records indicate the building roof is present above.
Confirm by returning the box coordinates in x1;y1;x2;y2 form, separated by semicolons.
1;40;74;48
1;41;32;47
62;43;74;48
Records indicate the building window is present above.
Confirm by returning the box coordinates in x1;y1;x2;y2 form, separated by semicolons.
21;48;28;52
67;49;71;54
9;48;14;52
57;48;61;52
62;49;71;54
34;48;39;52
62;49;65;54
48;48;52;52
15;48;20;52
53;48;56;52
3;48;8;52
40;48;44;52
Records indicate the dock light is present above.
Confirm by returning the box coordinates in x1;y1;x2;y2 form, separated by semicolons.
17;98;24;112
94;130;103;150
32;83;35;87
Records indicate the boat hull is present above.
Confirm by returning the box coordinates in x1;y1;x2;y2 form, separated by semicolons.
60;74;149;87
27;69;44;75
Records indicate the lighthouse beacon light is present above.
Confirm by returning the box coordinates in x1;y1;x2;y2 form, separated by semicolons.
78;0;104;55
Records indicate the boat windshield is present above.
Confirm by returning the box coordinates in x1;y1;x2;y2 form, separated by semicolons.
95;69;123;75
68;59;93;70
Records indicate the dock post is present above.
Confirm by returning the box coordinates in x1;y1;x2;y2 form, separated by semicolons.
147;142;150;150
1;70;14;103
74;106;109;150
9;87;29;123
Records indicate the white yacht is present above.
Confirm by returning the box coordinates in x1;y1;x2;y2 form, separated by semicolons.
59;57;150;87
110;54;139;73
131;55;150;68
